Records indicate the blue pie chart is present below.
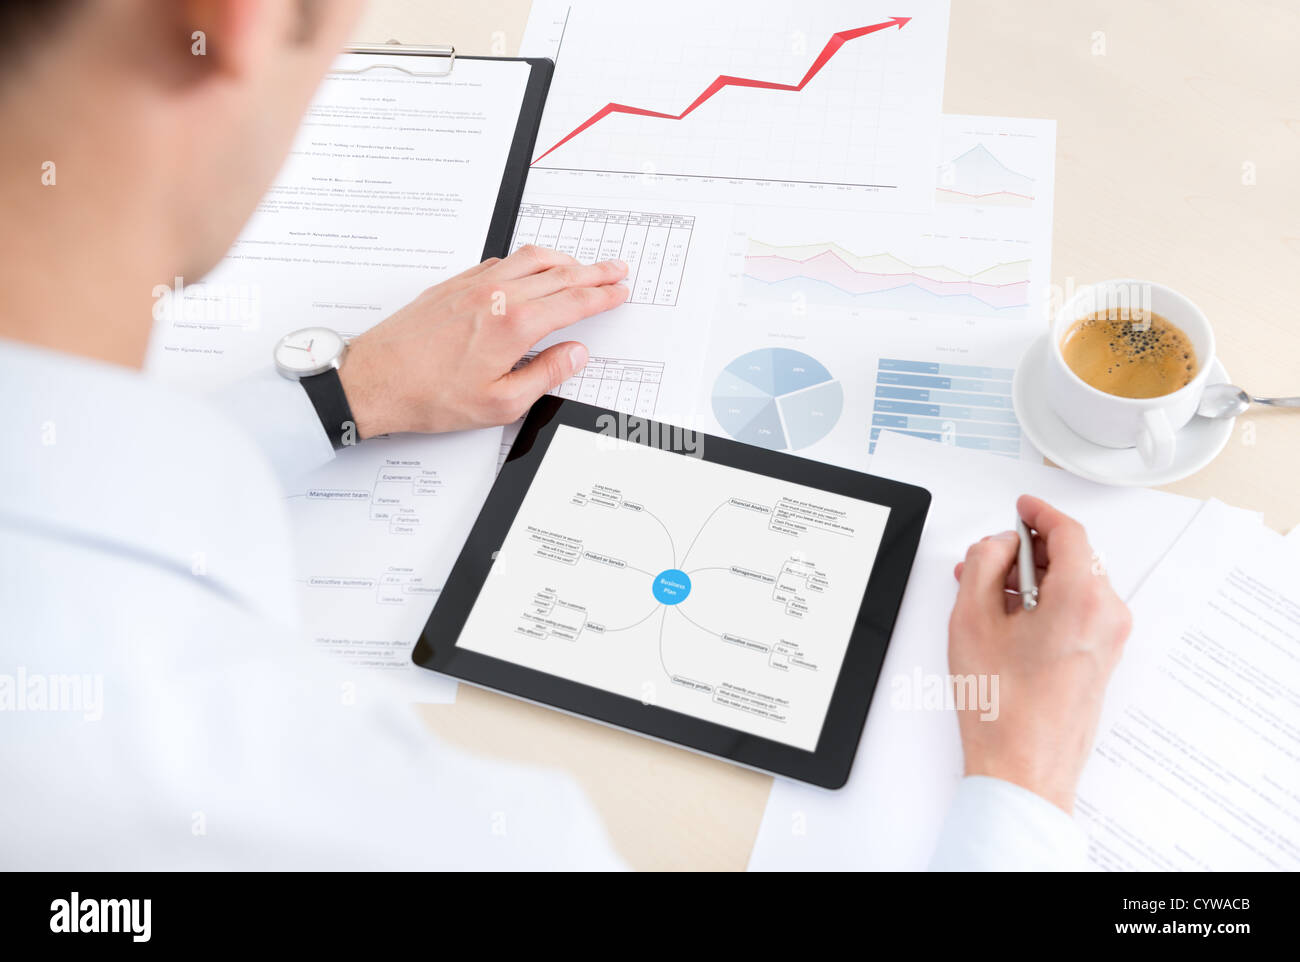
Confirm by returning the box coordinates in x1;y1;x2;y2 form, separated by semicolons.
711;348;843;451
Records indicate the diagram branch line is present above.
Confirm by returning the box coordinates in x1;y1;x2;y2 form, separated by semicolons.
638;505;677;569
603;605;661;633
532;16;912;164
673;603;724;639
656;608;671;680
579;545;654;576
680;499;731;570
581;545;655;577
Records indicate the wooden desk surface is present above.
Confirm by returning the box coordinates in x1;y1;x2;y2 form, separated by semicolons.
355;0;1300;870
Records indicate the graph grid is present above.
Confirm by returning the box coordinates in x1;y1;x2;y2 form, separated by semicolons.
869;357;1022;457
511;204;694;306
744;239;1031;319
517;351;664;417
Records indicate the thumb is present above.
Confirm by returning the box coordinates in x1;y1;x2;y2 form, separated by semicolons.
954;531;1021;621
500;341;588;404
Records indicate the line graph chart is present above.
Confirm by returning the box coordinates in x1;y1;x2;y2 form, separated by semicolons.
519;0;951;210
532;17;911;166
937;144;1036;207
744;239;1032;318
933;117;1055;211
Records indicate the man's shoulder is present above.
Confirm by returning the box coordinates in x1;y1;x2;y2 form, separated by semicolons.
0;337;295;623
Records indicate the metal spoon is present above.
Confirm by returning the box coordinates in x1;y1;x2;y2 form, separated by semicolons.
1197;383;1300;419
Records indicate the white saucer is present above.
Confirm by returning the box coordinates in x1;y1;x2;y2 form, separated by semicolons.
1012;335;1234;487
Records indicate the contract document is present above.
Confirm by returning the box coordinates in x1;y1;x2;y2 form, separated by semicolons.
1077;499;1300;871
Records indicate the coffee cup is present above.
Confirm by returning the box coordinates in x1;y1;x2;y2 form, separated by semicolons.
1044;280;1215;470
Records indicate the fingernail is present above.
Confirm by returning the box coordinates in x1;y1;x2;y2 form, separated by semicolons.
990;530;1019;542
568;343;589;372
609;259;628;273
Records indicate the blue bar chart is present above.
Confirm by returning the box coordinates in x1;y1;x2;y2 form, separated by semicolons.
869;357;1021;457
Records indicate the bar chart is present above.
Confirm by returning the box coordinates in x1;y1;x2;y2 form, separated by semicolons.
869;357;1021;457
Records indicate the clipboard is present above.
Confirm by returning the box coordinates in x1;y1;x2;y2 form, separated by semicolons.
337;42;554;261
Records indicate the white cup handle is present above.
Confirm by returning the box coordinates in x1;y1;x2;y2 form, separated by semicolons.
1137;408;1175;470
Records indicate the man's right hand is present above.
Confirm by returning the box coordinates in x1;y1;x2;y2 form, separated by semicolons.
339;245;629;439
948;495;1133;814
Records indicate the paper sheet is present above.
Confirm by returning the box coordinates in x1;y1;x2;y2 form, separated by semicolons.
520;0;951;214
285;429;498;705
1076;499;1300;870
696;114;1056;470
747;431;1252;870
146;54;536;702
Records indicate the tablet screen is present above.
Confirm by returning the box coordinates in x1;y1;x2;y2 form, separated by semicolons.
458;425;891;751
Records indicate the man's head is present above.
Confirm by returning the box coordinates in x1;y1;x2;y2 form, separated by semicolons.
0;0;365;364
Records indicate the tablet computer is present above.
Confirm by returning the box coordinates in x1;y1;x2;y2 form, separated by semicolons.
413;399;930;788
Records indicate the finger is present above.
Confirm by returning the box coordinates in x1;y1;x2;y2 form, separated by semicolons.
481;244;580;282
952;560;1047;588
518;282;630;341
954;559;1049;614
1017;495;1094;570
496;341;589;413
954;531;1020;622
1002;561;1049;613
1002;562;1048;591
952;526;1045;583
511;259;628;300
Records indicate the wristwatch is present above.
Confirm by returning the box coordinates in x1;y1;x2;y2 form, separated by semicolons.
273;327;356;450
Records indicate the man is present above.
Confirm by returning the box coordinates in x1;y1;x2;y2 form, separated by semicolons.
0;0;1131;869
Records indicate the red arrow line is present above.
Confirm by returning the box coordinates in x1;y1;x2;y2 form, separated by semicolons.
532;17;911;165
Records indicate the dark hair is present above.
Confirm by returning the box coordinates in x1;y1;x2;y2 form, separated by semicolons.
2;1;325;66
2;0;86;64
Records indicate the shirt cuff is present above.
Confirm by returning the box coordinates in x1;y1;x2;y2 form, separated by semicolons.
212;369;335;486
928;776;1090;871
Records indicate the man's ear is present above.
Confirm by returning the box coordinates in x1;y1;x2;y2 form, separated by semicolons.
176;0;290;79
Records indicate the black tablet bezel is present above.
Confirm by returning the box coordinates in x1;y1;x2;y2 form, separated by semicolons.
413;399;930;788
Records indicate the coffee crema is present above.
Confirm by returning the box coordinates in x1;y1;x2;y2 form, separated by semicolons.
1060;311;1198;399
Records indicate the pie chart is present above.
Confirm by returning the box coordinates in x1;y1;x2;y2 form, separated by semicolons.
712;348;843;451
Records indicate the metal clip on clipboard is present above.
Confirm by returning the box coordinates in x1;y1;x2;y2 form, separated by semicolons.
321;40;551;262
332;40;457;78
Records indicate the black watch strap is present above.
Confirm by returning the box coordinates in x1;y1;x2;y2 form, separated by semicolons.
299;368;356;450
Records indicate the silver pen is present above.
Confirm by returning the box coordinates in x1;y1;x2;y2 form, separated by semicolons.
1016;515;1038;611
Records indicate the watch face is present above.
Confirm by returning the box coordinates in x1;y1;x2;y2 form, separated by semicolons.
274;327;345;377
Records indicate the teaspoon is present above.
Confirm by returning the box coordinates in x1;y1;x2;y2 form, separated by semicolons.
1197;383;1300;419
